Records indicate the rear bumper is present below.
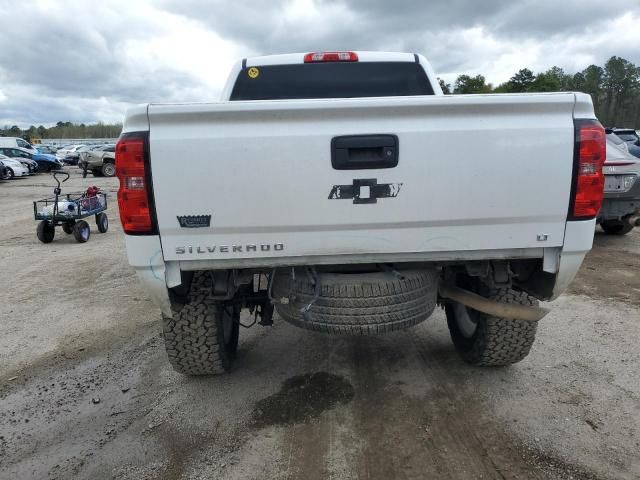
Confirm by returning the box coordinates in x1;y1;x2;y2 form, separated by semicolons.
124;220;596;312
172;247;546;271
598;179;640;221
124;235;171;316
602;177;640;200
550;218;595;299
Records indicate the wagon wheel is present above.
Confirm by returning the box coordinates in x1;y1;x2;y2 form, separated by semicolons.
73;220;91;243
37;221;55;243
62;221;75;234
96;212;109;233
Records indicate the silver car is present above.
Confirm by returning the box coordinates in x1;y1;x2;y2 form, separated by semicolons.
0;154;30;178
598;137;640;235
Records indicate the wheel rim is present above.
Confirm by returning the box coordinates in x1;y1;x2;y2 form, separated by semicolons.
453;302;478;338
221;307;235;345
104;164;115;176
80;226;89;241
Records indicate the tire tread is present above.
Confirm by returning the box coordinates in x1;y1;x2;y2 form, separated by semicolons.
446;287;538;366
162;272;236;375
274;269;438;336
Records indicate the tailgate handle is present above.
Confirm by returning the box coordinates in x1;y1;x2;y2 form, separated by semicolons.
331;135;398;170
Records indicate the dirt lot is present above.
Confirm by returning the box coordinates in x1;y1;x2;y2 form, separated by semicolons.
1;170;639;480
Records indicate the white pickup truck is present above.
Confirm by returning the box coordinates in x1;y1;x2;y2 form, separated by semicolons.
116;51;606;375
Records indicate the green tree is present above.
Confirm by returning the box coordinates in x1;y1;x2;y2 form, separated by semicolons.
499;68;536;93
438;78;451;94
602;56;640;126
571;65;605;117
531;71;562;92
26;125;37;136
453;74;492;94
1;122;122;140
529;66;575;92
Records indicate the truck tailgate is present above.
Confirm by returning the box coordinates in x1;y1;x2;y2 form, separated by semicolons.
148;93;577;263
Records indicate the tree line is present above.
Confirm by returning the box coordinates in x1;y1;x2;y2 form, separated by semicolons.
439;56;640;128
0;121;122;141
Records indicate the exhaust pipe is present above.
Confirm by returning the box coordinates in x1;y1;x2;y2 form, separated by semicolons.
626;215;640;227
439;284;550;322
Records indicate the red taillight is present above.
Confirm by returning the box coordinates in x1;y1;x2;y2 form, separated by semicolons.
116;134;154;234
304;51;358;63
571;120;606;219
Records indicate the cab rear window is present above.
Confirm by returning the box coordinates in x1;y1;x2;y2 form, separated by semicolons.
616;133;638;142
230;62;434;101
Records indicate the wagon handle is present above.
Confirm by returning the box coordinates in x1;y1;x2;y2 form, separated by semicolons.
52;171;69;195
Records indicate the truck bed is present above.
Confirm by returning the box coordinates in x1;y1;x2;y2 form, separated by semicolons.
146;93;585;266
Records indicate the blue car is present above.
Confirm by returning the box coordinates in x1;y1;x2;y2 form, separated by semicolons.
0;147;63;172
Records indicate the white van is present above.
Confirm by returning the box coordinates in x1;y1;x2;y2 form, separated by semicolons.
0;137;37;152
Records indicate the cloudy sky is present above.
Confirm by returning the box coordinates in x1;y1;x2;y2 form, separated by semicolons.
1;0;639;127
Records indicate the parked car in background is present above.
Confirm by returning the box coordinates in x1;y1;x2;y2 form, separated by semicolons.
56;144;74;153
36;145;58;155
627;144;640;158
18;157;37;173
606;130;629;152
612;128;640;145
608;128;640;158
0;147;63;172
78;145;107;165
0;136;38;153
598;137;640;235
0;152;38;173
0;155;30;178
63;144;97;165
56;144;85;160
80;144;115;176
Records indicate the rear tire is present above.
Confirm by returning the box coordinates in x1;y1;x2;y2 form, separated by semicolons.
36;221;55;243
445;287;538;366
96;212;108;233
101;162;116;177
601;220;634;235
72;220;91;243
162;272;240;375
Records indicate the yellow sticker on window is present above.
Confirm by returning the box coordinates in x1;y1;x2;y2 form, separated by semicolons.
247;67;260;79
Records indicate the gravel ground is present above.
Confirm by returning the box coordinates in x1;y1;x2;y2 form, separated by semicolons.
0;170;639;480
